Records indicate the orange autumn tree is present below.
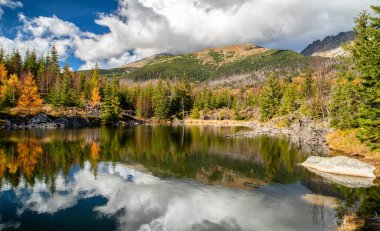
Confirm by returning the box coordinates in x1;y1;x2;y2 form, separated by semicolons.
0;63;7;83
90;64;101;108
7;74;20;103
18;73;42;115
90;86;101;107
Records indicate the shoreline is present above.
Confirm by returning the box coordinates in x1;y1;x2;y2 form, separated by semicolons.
182;119;380;178
1;112;378;178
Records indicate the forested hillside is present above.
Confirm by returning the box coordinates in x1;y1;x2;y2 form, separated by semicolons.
83;44;337;84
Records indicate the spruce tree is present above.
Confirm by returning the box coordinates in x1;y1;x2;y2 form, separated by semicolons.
50;44;59;75
170;79;192;118
279;83;298;115
259;73;283;121
351;7;380;150
153;80;170;120
100;80;121;124
329;60;359;129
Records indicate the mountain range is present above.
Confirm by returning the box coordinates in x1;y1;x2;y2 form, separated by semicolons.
301;31;355;57
82;31;355;83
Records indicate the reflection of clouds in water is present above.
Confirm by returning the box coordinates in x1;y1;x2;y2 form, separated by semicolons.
0;221;21;230
4;162;335;231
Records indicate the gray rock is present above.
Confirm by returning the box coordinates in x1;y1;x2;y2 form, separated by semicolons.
301;156;376;178
28;114;51;125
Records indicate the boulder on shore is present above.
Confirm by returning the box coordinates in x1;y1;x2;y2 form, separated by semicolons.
301;156;376;178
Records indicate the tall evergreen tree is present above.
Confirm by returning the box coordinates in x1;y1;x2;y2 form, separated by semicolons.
329;59;359;129
7;50;22;77
351;7;380;150
153;80;170;120
101;80;121;124
303;69;314;100
170;79;192;118
279;83;298;115
259;73;283;121
24;50;38;78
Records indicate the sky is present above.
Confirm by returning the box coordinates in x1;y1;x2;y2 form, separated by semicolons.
0;0;376;70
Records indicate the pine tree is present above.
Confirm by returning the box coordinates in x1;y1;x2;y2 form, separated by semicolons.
303;69;314;100
50;44;59;76
329;77;359;129
23;50;38;78
18;73;42;115
259;73;283;121
7;50;22;77
279;83;298;115
152;80;170;120
63;64;75;105
351;7;380;149
100;80;121;124
135;85;153;119
36;57;46;94
170;79;192;118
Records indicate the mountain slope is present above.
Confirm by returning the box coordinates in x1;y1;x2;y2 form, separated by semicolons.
123;44;332;82
81;43;336;83
301;31;355;57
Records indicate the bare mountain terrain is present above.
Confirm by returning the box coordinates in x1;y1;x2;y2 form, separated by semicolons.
301;31;355;57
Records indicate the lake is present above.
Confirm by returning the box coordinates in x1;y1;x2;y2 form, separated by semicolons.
0;126;379;231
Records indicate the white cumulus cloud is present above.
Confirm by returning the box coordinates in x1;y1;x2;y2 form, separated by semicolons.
0;0;22;18
0;0;373;70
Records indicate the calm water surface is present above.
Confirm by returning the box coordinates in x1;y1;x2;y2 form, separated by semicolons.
0;126;379;231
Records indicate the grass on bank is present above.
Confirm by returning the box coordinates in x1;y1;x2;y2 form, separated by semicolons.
326;129;380;156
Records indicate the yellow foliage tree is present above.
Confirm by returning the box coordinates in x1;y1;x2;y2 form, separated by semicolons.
7;74;20;102
90;86;101;107
0;63;7;83
18;73;42;115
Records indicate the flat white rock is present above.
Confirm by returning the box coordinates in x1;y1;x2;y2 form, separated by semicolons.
301;156;376;178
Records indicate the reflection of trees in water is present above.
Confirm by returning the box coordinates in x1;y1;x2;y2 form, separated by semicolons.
0;127;312;190
302;175;380;224
333;185;380;221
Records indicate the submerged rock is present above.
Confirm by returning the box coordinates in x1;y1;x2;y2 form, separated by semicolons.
301;156;376;178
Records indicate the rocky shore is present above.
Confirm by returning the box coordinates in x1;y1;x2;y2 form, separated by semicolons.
0;113;100;129
231;119;330;154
